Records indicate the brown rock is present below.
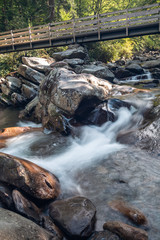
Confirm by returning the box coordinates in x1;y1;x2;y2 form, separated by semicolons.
109;200;147;225
103;221;148;240
0;126;43;139
0;152;60;200
12;190;41;223
49;196;96;239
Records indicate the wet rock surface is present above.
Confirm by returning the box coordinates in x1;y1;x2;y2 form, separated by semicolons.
12;189;41;223
0;152;60;200
103;221;148;240
49;196;96;239
89;230;121;240
108;200;148;225
0;208;55;240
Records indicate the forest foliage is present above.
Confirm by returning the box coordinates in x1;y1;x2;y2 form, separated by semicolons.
0;0;160;76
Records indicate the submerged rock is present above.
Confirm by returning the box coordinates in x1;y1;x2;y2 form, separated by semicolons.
0;152;60;200
0;208;55;240
49;196;96;239
109;200;148;225
103;221;148;240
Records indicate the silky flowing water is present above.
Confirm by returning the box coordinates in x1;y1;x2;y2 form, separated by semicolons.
0;92;160;240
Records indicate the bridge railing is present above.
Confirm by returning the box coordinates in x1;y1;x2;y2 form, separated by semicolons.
0;3;159;49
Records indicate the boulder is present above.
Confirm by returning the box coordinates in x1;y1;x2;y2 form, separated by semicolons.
6;76;22;92
103;221;148;240
20;77;39;90
1;84;12;96
115;68;135;79
89;231;120;240
75;100;115;126
12;190;41;223
82;65;115;81
50;61;69;69
11;92;27;106
0;208;55;240
0;93;12;106
141;59;160;69
19;96;39;120
35;67;113;132
64;58;84;67
52;46;87;61
0;152;60;200
22;57;54;73
18;65;45;85
126;63;144;74
49;196;96;239
21;84;37;100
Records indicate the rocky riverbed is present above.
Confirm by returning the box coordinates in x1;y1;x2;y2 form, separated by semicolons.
0;45;160;239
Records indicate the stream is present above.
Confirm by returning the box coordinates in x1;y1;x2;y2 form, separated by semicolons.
0;90;160;240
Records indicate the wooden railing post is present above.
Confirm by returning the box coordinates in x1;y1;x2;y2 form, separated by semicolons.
126;9;129;36
11;30;15;50
97;14;101;40
73;18;76;43
48;23;52;46
28;26;32;48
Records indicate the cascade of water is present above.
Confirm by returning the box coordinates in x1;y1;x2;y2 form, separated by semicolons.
120;70;152;84
1;107;139;192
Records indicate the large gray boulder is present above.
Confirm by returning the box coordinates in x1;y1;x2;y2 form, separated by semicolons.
82;64;115;81
52;46;87;61
0;208;55;240
18;65;45;85
34;68;113;132
22;57;54;73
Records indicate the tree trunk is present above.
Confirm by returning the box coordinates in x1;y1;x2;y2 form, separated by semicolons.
49;0;55;22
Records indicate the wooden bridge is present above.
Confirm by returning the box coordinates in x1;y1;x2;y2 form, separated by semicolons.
0;3;160;53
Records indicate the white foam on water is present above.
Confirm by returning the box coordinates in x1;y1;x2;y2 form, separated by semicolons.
1;108;133;192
